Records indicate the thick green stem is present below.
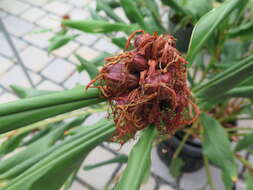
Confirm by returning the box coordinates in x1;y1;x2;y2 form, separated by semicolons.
172;121;199;159
235;154;253;174
229;133;249;137
225;127;253;132
204;156;216;190
172;130;191;159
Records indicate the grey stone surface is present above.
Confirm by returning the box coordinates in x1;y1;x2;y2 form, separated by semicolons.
21;7;46;22
20;46;53;72
0;0;29;15
3;15;34;36
41;58;75;83
44;1;72;16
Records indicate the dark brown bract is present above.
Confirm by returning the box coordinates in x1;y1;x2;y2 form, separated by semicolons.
87;30;199;144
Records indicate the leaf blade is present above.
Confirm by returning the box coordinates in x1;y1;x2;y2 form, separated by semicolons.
119;0;145;28
1;121;115;190
83;154;128;170
11;85;55;99
201;113;237;188
0;98;103;134
187;0;241;63
0;86;100;116
75;54;98;79
195;54;253;101
235;132;253;152
114;126;157;190
62;20;138;33
48;34;78;53
246;172;253;190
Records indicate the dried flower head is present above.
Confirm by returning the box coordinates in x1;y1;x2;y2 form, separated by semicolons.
88;30;200;144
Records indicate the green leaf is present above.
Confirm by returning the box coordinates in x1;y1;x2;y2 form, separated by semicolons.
0;132;29;156
96;0;125;23
145;15;166;34
182;0;213;20
107;0;121;8
249;0;253;13
1;121;115;190
48;29;68;42
119;0;146;28
228;21;253;40
31;28;53;34
228;0;250;26
246;172;253;190
63;168;79;190
83;154;128;170
0;86;100;116
90;52;111;66
77;52;110;72
144;0;160;23
238;75;253;86
170;157;184;178
89;7;108;21
90;52;112;67
220;40;250;65
67;118;110;136
195;54;253;101
161;0;191;16
75;54;98;79
21;126;52;146
0;117;86;179
62;20;138;33
11;85;55;99
48;34;78;53
222;86;253;99
187;0;241;63
0;98;103;134
201;113;237;188
235;132;253;152
111;37;127;49
114;126;157;190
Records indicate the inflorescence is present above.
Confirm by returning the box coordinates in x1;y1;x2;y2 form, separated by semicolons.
88;30;200;144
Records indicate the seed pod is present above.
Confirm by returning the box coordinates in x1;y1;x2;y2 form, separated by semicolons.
134;33;151;48
129;54;148;72
103;63;139;96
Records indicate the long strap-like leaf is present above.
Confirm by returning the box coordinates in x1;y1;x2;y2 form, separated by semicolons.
201;113;237;189
62;20;138;33
114;126;157;190
0;98;104;134
195;54;253;101
0;87;100;116
187;0;244;63
1;121;115;190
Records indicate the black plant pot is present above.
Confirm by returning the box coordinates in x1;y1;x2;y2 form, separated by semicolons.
157;135;238;190
173;24;193;53
157;133;203;173
168;14;194;53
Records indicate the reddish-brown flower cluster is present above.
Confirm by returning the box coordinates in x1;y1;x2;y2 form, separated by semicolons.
88;30;199;144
